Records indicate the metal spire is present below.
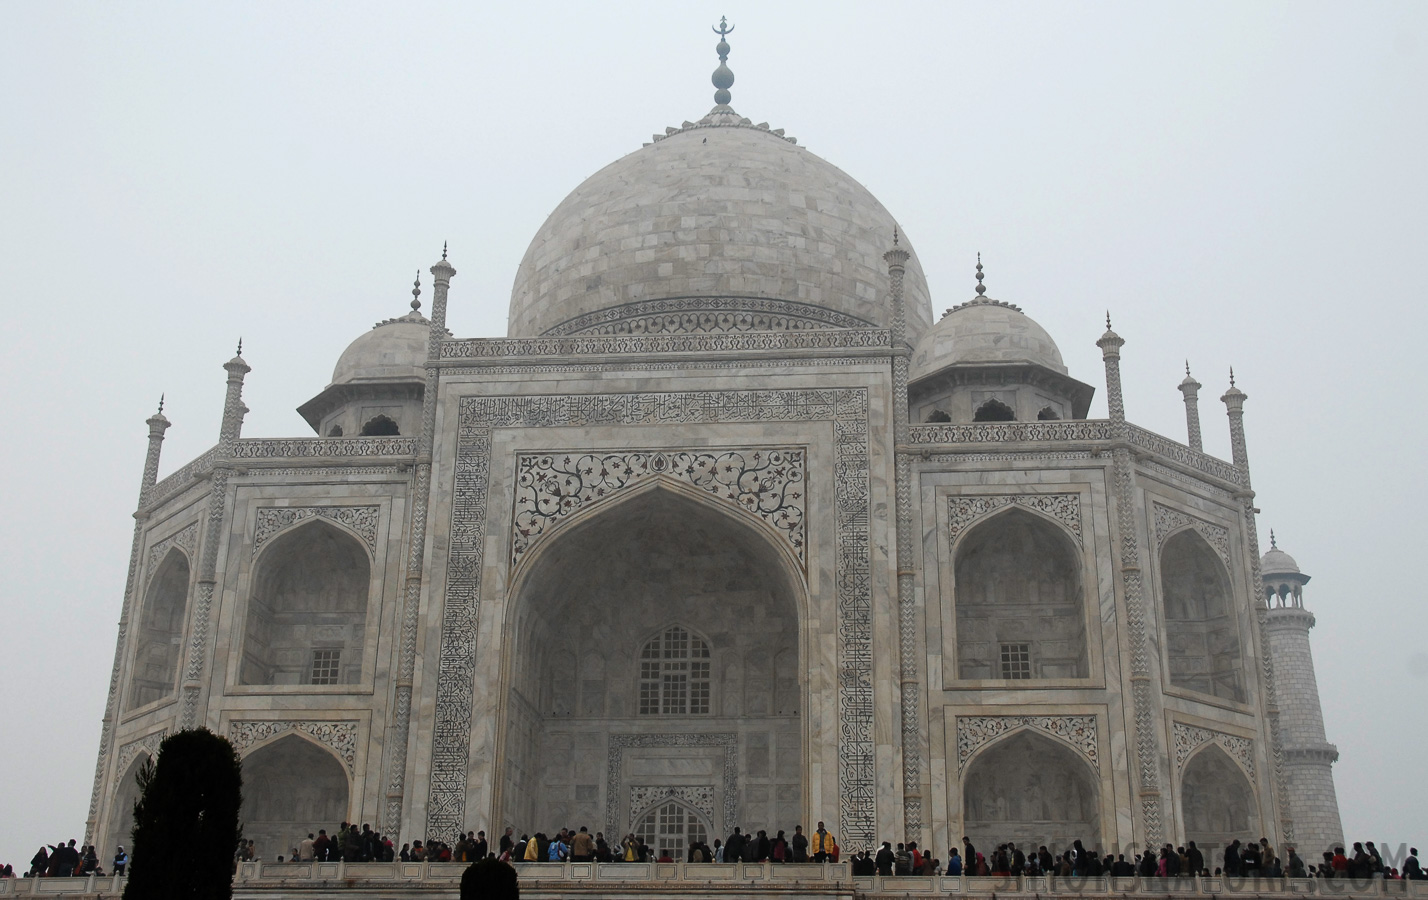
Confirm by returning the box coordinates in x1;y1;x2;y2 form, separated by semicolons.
975;253;986;297
442;241;448;261
1229;366;1236;387
411;270;423;312
157;393;165;415
236;338;243;357
893;225;899;247
712;17;735;107
1270;529;1277;549
1106;311;1113;330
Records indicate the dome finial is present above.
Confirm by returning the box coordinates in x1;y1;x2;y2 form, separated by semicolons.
411;270;423;312
442;240;448;261
975;253;986;297
157;393;165;415
711;16;735;107
893;225;899;247
1105;311;1112;331
1229;365;1236;387
1186;359;1192;377
1270;528;1277;549
236;337;243;357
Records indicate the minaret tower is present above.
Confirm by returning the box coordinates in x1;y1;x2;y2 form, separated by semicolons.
1261;533;1345;855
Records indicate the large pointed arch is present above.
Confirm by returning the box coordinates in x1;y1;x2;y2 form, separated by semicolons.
108;751;152;854
962;729;1102;853
239;518;371;687
633;795;712;861
1179;742;1258;856
238;733;351;860
129;546;192;709
951;505;1089;681
1160;528;1245;702
494;481;807;842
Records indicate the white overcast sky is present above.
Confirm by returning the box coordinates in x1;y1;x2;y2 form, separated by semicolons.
1;1;1425;869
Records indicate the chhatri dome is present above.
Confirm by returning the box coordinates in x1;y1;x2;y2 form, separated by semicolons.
507;20;934;340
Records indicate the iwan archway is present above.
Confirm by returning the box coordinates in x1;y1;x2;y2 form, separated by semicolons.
496;480;807;841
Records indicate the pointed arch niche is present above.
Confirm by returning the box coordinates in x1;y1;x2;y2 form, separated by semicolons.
1180;743;1257;856
239;734;350;859
498;481;805;840
240;519;371;687
962;729;1101;853
951;506;1089;681
1160;529;1246;703
109;751;151;853
129;548;191;708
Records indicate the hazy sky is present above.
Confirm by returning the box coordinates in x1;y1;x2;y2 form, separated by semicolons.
2;1;1425;870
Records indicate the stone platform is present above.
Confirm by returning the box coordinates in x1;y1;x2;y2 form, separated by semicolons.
5;862;1425;899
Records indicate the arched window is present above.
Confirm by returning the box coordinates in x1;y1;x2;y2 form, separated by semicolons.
925;409;952;423
359;415;399;436
1161;530;1245;702
973;398;1016;422
241;520;369;687
327;424;344;437
639;625;711;715
953;508;1088;680
635;800;708;861
1037;406;1060;420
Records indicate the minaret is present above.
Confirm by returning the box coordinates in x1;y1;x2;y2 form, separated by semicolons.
1097;315;1166;845
1178;362;1203;452
1261;535;1344;855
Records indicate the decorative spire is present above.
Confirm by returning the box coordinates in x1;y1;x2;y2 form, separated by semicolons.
893;225;899;247
1271;529;1278;549
1186;360;1192;377
712;17;735;107
1229;366;1236;387
1106;311;1113;330
975;253;986;297
442;240;448;261
157;393;165;415
411;270;422;312
236;337;243;357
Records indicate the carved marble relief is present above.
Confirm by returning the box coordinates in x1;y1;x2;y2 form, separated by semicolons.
512;449;806;566
629;785;718;828
145;524;198;584
607;733;737;838
1152;502;1231;566
948;493;1084;547
114;730;168;779
1173;722;1255;785
252;506;380;557
956;715;1100;775
227;720;359;774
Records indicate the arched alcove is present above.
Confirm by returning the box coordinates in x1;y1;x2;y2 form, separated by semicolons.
953;508;1088;680
973;398;1016;422
1181;744;1257;858
359;414;399;436
501;484;803;838
129;549;191;708
963;730;1101;853
634;798;710;860
1161;531;1245;702
239;735;350;859
240;520;370;686
109;753;150;853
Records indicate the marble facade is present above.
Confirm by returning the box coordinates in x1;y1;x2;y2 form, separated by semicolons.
83;32;1344;872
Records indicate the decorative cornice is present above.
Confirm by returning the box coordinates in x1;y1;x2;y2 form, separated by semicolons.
231;437;417;459
440;329;890;360
543;296;873;336
909;421;1117;445
1127;425;1245;486
142;445;221;510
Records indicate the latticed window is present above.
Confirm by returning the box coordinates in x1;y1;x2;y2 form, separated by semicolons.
635;801;708;861
310;649;342;685
1000;642;1031;680
639;626;711;715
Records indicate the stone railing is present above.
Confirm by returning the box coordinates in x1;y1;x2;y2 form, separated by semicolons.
1126;424;1247;487
141;444;220;509
229;436;417;459
7;865;1423;898
907;420;1118;445
440;328;892;359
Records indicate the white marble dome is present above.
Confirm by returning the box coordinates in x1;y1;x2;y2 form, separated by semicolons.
910;297;1067;382
507;116;934;339
330;312;430;385
1261;546;1302;576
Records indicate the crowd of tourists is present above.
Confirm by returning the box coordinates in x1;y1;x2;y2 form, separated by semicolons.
9;826;1426;884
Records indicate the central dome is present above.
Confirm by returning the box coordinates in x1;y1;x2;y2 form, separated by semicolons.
508;119;934;339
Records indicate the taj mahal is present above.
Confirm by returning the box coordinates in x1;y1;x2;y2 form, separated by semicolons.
81;20;1345;890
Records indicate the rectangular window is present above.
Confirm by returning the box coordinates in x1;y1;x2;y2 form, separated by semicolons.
639;661;661;714
689;660;711;714
662;672;687;714
1000;642;1031;680
310;649;341;685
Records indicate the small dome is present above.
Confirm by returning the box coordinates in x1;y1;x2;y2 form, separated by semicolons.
1261;546;1301;576
910;298;1066;382
331;311;431;385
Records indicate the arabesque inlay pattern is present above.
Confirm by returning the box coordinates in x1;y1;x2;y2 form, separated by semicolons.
607;733;737;838
145;523;198;582
545;296;873;336
1174;722;1256;784
227;720;359;774
956;716;1099;774
948;493;1083;546
253;505;380;556
512;449;805;566
1152;502;1231;565
629;786;717;828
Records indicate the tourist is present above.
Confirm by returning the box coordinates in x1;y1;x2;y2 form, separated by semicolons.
771;829;788;862
29;847;48;878
724;827;745;862
1404;848;1423;880
943;846;960;876
569;827;594;862
712;839;723;862
894;843;911;875
112;845;128;876
810;821;834;863
791;825;808;862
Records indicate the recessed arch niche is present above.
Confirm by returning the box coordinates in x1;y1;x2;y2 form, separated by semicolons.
1180;743;1257;857
634;797;710;861
129;548;191;708
1160;530;1245;702
962;729;1101;853
109;752;150;853
239;734;350;859
240;519;370;687
953;507;1088;680
499;482;804;839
